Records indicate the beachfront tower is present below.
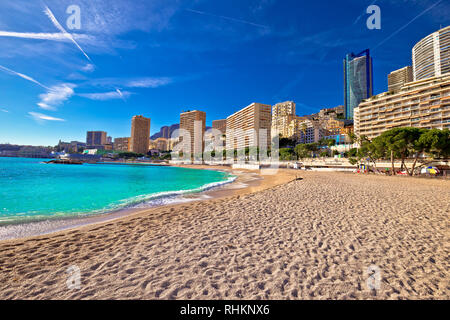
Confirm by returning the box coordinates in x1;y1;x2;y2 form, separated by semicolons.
180;110;206;157
226;102;272;151
412;26;450;81
343;49;373;119
130;115;151;154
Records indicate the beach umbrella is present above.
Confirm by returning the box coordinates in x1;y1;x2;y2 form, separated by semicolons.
421;166;440;175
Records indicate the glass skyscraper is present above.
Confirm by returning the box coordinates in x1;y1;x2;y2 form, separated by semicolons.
343;49;373;119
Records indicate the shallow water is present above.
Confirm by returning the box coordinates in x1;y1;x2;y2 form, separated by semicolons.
0;157;232;223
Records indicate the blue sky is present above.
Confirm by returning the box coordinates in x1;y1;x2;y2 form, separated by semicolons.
0;0;448;146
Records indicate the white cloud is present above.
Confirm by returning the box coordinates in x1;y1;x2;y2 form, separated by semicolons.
38;84;75;110
126;77;172;88
81;63;95;72
86;76;173;89
0;1;153;58
66;72;88;81
29;112;65;122
1;108;9;113
68;0;179;35
78;90;132;101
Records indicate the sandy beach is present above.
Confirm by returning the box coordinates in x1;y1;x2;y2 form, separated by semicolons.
0;170;448;300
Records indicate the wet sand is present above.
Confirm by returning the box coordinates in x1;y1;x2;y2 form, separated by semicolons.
0;170;448;299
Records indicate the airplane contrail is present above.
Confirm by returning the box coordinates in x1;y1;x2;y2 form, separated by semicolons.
0;31;92;41
374;0;443;50
186;9;270;29
0;64;49;90
43;5;92;62
353;0;378;25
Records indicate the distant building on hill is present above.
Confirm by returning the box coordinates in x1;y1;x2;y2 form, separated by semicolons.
272;101;296;139
114;137;130;151
289;118;327;144
151;124;180;140
155;138;169;151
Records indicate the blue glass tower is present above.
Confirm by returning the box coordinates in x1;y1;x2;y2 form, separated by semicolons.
344;49;373;119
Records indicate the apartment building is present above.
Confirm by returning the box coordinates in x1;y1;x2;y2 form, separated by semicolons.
272;101;296;138
226;103;271;150
321;119;346;135
388;66;413;92
298;119;327;144
412;26;450;81
130;115;151;154
354;75;450;139
179;110;206;155
86;131;107;146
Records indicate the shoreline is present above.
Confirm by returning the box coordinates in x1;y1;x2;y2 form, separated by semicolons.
0;165;295;241
0;170;447;299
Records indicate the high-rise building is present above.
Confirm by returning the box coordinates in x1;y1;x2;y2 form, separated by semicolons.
412;26;450;81
212;119;227;135
114;137;130;151
272;101;296;138
86;131;107;146
388;66;413;92
344;49;373;119
354;74;450;139
130;115;151;154
179;110;206;156
226;103;271;150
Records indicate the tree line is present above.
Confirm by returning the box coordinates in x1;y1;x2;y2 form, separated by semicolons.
282;127;449;176
348;128;449;176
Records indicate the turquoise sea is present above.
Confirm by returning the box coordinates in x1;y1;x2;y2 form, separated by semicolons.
0;157;233;223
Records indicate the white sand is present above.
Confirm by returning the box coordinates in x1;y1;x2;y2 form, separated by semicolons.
0;171;448;299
